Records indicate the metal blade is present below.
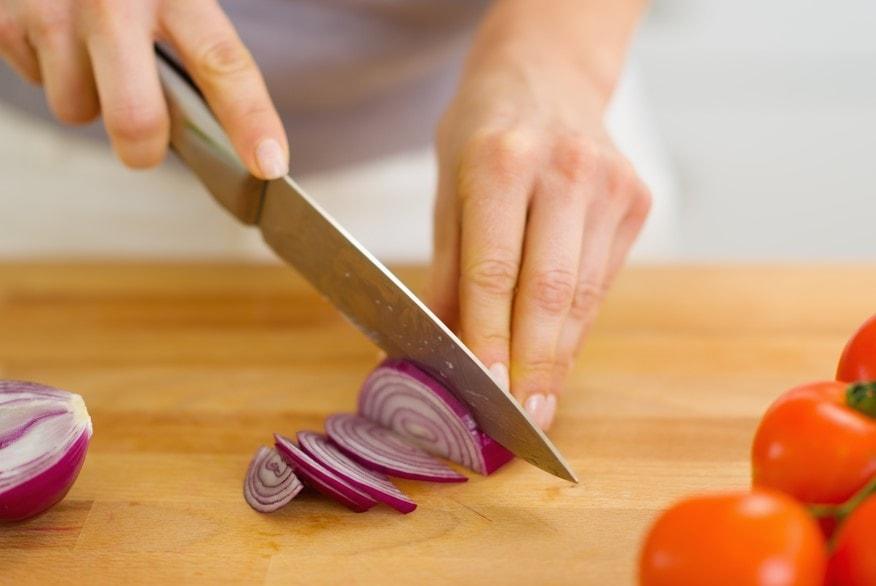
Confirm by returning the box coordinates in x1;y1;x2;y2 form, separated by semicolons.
258;176;577;482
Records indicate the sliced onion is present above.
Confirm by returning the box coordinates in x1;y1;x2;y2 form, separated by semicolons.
358;359;514;475
274;433;376;513
0;381;93;522
298;431;416;514
244;446;302;513
325;414;467;483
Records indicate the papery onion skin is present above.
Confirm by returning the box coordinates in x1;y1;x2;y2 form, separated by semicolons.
274;433;376;513
358;359;513;475
0;381;93;523
325;414;467;483
298;431;416;514
244;446;303;513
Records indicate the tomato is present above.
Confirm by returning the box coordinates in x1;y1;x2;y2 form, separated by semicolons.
639;490;826;586
838;315;876;382
826;495;876;586
751;381;876;505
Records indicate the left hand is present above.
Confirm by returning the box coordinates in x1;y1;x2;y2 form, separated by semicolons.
429;55;651;430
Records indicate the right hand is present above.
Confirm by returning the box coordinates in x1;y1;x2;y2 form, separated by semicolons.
0;0;288;179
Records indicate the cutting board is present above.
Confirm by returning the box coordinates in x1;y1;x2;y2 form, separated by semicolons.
1;263;871;585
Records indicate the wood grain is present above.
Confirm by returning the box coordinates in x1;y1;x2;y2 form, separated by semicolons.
1;263;872;585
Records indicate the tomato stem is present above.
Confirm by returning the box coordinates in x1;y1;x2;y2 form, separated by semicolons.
846;382;876;418
808;475;876;530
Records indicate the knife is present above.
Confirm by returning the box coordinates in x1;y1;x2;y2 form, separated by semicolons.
154;46;577;483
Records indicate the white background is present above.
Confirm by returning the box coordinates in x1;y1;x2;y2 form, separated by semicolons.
0;0;873;262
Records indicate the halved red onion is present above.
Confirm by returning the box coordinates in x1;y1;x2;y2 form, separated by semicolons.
0;381;93;522
298;431;416;514
244;446;302;513
274;433;376;513
325;414;466;483
358;359;514;475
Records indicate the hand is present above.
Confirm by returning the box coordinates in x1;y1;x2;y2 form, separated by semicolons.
0;0;287;178
430;58;651;430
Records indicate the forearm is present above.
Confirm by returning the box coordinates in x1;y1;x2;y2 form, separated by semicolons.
464;0;648;110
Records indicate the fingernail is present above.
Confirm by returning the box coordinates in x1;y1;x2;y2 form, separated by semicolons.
541;394;557;430
489;363;510;393
524;393;546;423
256;138;288;179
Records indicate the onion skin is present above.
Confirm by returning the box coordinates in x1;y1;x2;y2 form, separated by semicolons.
358;359;514;475
0;381;93;523
0;428;90;522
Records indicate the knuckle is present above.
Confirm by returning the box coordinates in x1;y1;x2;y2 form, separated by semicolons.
51;99;99;126
630;180;653;218
527;269;576;314
464;257;519;297
468;329;511;349
106;102;167;144
552;134;598;184
465;128;536;181
195;37;253;78
569;279;604;321
604;156;636;197
523;356;559;381
78;0;115;31
79;0;112;14
228;97;273;126
27;5;69;44
0;14;19;50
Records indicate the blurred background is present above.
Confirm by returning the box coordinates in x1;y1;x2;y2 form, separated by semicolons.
0;0;873;263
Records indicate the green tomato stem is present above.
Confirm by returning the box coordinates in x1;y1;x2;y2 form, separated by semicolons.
846;382;876;418
808;475;876;528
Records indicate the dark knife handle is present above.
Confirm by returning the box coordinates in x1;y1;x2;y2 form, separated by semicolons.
155;45;264;224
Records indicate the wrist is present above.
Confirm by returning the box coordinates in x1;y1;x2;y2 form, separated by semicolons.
463;0;645;112
457;43;613;119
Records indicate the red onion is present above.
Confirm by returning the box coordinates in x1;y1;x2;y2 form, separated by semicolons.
358;359;514;475
244;446;302;513
274;433;376;513
298;431;416;514
0;381;92;522
325;414;467;483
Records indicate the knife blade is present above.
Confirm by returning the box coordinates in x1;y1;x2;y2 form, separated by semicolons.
155;46;577;482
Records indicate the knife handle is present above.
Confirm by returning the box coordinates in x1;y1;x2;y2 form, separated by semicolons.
155;45;264;225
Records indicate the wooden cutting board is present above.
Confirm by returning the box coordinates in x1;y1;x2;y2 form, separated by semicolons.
1;263;872;585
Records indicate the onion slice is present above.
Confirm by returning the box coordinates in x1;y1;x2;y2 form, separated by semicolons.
298;431;416;514
325;414;466;483
243;446;302;513
358;359;514;475
0;381;93;522
274;433;376;513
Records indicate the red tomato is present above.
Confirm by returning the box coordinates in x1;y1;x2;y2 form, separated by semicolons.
639;490;827;586
751;381;876;505
826;495;876;586
838;315;876;382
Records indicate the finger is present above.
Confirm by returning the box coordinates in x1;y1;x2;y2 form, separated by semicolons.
556;169;651;379
27;7;98;124
553;200;623;380
84;5;168;168
511;144;588;428
605;181;652;287
428;166;461;331
161;1;288;179
457;131;535;392
0;11;41;83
